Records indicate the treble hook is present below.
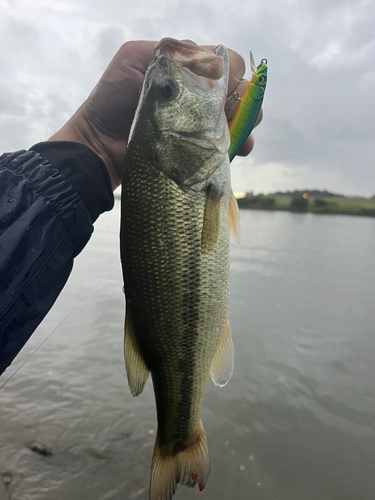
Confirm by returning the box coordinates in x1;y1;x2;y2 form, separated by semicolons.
225;92;242;110
232;76;248;83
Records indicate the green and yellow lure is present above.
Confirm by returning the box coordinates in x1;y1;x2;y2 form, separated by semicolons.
228;52;267;162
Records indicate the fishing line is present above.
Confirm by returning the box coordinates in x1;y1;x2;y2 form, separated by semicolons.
0;260;120;391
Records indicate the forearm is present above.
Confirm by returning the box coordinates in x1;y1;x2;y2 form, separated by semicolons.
0;145;113;375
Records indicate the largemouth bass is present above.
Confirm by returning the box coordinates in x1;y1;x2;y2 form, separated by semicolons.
120;38;240;500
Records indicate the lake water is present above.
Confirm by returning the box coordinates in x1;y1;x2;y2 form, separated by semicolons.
1;201;375;500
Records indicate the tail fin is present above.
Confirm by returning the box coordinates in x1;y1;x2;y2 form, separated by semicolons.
150;421;210;500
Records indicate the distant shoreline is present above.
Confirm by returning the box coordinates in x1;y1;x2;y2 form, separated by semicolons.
236;192;375;218
115;191;375;218
236;203;375;218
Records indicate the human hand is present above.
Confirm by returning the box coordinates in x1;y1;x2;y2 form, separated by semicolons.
49;40;263;190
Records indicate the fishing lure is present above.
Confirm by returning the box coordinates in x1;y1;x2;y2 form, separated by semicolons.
227;52;267;162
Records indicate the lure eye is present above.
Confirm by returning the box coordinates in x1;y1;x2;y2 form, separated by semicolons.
159;80;177;99
259;75;266;84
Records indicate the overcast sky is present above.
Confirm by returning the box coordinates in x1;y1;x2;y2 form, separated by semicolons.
1;0;374;196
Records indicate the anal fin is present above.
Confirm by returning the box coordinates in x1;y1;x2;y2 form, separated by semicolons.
124;309;150;396
210;318;234;387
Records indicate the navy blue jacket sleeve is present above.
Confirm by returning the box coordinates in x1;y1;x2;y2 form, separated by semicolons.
0;143;114;375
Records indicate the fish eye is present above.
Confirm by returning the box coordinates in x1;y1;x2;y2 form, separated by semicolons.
259;75;266;84
159;80;176;99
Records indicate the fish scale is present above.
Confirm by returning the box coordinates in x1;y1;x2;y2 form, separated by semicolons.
122;154;228;434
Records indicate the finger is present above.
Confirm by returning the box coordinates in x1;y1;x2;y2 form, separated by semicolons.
227;49;246;94
225;78;250;120
203;45;246;93
116;40;157;75
237;134;255;157
225;51;249;120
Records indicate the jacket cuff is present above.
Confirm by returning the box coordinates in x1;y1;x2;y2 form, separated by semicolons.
29;141;114;223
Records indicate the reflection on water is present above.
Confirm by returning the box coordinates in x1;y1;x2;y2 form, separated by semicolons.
1;203;375;500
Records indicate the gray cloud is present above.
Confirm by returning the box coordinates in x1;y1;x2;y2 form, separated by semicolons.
96;27;128;68
0;0;374;195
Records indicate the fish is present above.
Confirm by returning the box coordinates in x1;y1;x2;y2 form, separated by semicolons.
120;38;240;500
228;52;268;162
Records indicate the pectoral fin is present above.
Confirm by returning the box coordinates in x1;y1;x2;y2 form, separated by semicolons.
229;191;241;245
210;318;234;387
201;183;223;253
124;310;150;396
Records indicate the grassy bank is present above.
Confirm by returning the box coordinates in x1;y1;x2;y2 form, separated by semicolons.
237;192;375;217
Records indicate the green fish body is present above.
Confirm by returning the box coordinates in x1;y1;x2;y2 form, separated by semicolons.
120;38;239;500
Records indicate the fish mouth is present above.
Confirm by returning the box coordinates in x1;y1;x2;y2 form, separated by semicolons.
145;38;229;103
155;38;225;81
